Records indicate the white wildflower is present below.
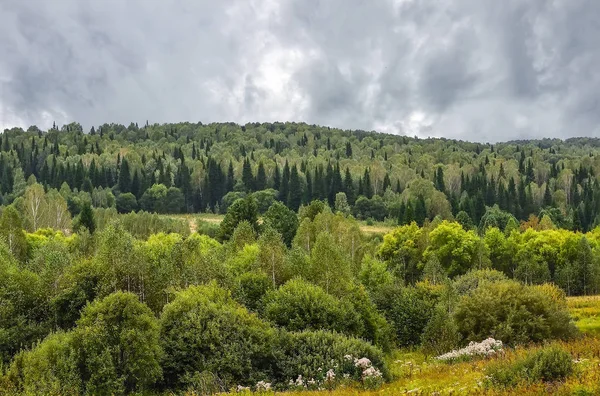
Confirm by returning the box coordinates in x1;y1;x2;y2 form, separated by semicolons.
354;357;372;369
255;381;271;391
362;366;382;378
436;338;503;361
237;385;250;392
326;369;336;381
344;354;354;361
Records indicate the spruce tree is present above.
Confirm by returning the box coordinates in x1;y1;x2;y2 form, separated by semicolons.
226;161;235;192
118;158;131;193
288;165;303;211
242;157;254;192
343;167;355;204
255;161;267;191
280;160;290;204
78;201;96;234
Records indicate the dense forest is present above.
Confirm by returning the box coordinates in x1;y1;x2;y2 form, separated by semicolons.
2;121;600;230
0;122;597;394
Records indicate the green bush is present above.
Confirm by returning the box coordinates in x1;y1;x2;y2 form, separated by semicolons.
275;330;389;384
160;283;277;389
263;279;363;336
486;345;573;388
0;257;50;365
233;271;273;312
454;281;578;345
452;269;507;295
373;284;436;347
8;292;162;395
75;291;162;394
420;307;461;357
195;219;220;238
8;332;81;395
346;285;394;351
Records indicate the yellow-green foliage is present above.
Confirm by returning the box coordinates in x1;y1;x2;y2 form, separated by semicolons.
568;295;600;335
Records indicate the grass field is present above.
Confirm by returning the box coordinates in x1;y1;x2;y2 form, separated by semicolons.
167;213;396;236
567;295;600;336
260;298;600;395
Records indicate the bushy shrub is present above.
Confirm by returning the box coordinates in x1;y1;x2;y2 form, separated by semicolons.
263;279;363;337
453;269;507;295
0;257;50;364
454;280;578;345
486;345;573;388
373;284;436;347
346;285;394;351
8;292;162;395
195;219;220;238
74;291;162;394
421;307;461;357
160;283;277;389
233;271;273;311
8;332;81;395
274;330;389;385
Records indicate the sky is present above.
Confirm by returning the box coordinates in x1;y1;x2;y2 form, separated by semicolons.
1;0;599;143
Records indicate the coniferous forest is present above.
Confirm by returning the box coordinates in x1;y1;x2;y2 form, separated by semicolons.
1;121;600;230
2;121;600;394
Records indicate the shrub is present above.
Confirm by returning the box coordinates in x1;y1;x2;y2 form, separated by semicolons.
8;292;162;395
454;280;578;345
160;283;277;389
274;330;389;385
263;279;363;337
75;292;162;394
233;271;274;312
421;307;461;357
8;332;81;395
486;345;573;388
195;219;219;238
346;285;394;351
453;269;507;295
373;284;436;347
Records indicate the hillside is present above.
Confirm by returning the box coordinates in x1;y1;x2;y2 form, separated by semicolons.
2;121;600;232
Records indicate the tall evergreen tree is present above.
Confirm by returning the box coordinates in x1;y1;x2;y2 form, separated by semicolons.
242;157;254;192
255;161;267;191
288;165;303;211
280;160;290;203
118;158;131;193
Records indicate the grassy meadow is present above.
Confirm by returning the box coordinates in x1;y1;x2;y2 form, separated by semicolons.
186;297;600;396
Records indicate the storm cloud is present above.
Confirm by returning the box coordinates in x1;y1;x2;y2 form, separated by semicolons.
1;0;600;142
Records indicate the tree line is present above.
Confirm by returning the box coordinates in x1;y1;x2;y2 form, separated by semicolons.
2;121;600;230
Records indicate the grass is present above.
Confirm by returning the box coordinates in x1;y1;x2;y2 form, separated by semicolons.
206;298;600;395
567;295;600;335
163;213;396;236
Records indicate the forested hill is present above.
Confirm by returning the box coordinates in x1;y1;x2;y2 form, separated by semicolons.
1;121;599;230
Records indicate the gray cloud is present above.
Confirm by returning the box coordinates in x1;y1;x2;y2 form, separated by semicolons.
1;0;600;142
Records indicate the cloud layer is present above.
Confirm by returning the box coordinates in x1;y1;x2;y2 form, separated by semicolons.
1;0;600;142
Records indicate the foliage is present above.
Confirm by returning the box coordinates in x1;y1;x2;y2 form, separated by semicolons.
218;196;259;241
454;280;579;345
160;283;277;389
263;278;363;336
485;345;573;388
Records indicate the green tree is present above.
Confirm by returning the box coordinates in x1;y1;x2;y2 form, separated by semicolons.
257;227;287;287
218;196;259;241
75;292;162;394
160;283;276;389
0;206;27;261
262;201;298;247
77;201;96;234
116;192;138;213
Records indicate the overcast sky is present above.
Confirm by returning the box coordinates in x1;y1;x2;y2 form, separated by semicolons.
1;0;599;142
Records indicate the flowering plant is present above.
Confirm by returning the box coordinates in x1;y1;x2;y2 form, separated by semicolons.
436;338;503;362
